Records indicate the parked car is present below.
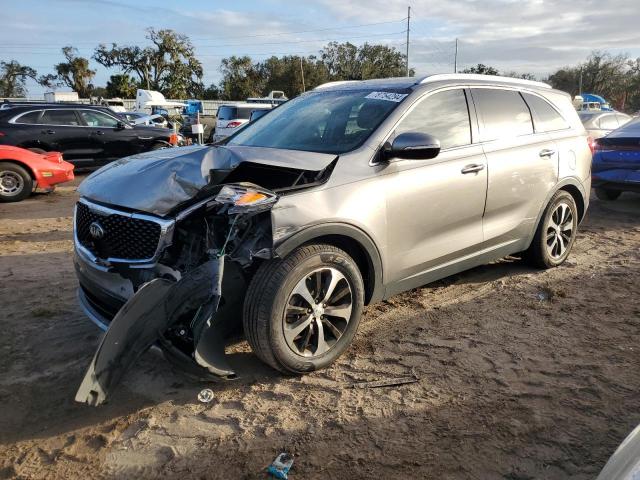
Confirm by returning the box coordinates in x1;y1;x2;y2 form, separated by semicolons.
0;145;74;202
73;74;591;405
119;111;169;128
579;111;632;139
212;103;273;142
98;98;126;113
0;104;178;167
592;117;640;200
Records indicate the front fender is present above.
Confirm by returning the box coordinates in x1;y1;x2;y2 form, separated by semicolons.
274;222;385;304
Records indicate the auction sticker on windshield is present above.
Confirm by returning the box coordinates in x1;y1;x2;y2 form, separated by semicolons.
365;92;408;102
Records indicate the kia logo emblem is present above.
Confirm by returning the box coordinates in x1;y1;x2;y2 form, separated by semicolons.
89;221;105;239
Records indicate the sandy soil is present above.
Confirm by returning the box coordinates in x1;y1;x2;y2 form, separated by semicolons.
1;178;639;479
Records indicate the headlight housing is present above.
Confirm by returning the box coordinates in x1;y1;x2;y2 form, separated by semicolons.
214;184;278;212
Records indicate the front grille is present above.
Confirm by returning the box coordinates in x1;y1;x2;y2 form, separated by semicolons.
76;201;162;260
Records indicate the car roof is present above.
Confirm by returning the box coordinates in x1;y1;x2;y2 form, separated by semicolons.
218;103;273;109
314;73;553;92
0;103;114;112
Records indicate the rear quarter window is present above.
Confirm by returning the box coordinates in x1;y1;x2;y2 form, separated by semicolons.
472;89;533;141
13;110;43;124
522;93;570;132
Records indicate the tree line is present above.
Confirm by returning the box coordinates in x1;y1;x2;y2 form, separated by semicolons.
1;28;639;112
0;28;410;100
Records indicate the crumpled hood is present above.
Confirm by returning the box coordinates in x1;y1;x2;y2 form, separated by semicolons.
78;145;337;216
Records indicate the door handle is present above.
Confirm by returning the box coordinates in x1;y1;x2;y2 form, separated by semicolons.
93;131;105;135
539;148;556;157
41;129;55;134
461;164;485;174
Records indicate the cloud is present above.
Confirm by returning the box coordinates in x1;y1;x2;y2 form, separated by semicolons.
318;0;640;76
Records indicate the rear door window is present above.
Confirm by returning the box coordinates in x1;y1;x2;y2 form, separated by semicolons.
395;89;472;149
41;109;80;126
598;114;619;130
522;93;569;132
14;110;43;124
472;88;533;141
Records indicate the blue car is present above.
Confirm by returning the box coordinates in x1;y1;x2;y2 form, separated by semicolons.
592;117;640;200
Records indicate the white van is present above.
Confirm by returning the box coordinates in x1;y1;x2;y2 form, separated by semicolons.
213;103;273;142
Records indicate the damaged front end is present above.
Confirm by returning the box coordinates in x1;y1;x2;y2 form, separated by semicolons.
73;145;338;406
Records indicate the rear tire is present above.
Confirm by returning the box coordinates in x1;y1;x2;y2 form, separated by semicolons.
243;244;365;374
0;162;33;203
523;190;578;269
595;188;621;201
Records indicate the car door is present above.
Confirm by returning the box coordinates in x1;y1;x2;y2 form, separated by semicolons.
471;88;558;246
79;109;136;163
39;109;95;163
384;88;488;287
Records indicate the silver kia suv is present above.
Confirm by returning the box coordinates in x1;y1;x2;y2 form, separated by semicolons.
73;74;591;405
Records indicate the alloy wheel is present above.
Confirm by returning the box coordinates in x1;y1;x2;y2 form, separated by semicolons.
546;202;574;259
283;267;353;357
0;171;24;197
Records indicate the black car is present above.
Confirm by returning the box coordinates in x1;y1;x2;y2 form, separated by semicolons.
0;104;177;167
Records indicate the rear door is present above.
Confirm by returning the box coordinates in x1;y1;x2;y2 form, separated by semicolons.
471;88;558;246
39;109;96;164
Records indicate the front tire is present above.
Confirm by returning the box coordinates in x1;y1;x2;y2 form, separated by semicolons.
524;190;578;269
595;188;621;201
0;162;33;203
243;244;365;374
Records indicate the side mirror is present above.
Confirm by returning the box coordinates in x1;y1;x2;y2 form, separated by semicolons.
382;132;441;161
116;121;126;130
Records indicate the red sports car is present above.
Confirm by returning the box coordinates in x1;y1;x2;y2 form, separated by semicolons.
0;146;74;202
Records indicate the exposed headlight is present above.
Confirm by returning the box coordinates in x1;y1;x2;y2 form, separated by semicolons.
215;185;278;211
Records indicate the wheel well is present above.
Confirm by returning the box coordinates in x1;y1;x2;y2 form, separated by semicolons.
0;159;35;180
559;184;585;221
303;234;376;305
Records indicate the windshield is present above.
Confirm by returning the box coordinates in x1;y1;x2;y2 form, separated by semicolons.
227;89;407;154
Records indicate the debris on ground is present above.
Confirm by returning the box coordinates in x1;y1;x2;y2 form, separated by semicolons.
197;388;215;403
267;452;294;479
348;371;419;389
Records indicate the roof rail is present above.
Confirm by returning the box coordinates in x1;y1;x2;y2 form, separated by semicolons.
420;74;551;89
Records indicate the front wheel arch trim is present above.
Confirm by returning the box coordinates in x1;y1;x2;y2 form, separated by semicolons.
274;223;384;305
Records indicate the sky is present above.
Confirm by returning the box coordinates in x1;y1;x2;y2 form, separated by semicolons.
2;0;640;97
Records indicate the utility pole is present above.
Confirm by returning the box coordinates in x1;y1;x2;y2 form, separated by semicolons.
300;57;306;92
454;38;458;73
406;6;411;76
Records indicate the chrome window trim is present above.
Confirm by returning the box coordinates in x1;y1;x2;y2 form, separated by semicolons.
9;107;124;127
74;197;175;268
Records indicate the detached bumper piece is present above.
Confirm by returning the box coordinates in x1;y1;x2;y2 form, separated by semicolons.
76;258;227;406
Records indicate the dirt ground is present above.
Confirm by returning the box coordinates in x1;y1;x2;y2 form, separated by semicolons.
1;176;639;479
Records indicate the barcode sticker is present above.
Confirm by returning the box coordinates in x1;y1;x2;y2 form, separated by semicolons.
365;91;408;102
